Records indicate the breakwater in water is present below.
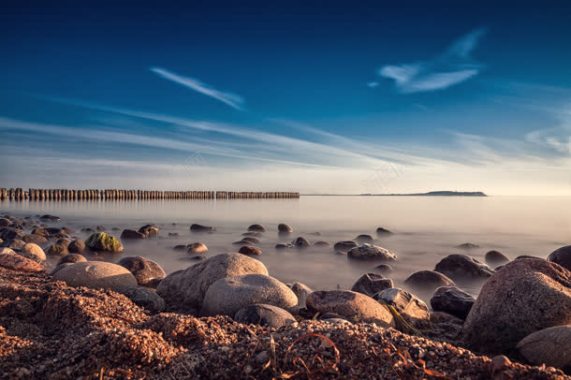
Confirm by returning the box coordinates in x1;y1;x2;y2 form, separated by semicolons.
0;188;299;201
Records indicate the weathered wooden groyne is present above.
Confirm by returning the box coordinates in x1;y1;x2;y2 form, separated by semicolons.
0;188;299;201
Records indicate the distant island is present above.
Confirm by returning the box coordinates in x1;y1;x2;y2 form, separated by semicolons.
303;191;487;197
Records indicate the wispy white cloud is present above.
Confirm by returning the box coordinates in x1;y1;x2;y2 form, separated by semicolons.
150;67;244;110
379;28;486;93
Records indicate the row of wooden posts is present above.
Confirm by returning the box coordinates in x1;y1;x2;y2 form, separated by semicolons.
0;188;299;201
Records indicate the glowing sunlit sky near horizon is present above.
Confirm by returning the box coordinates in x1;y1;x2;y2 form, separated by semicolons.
1;0;570;195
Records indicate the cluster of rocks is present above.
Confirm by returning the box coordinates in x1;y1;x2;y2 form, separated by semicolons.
2;213;571;375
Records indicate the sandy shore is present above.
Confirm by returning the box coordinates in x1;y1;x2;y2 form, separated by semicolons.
0;266;567;379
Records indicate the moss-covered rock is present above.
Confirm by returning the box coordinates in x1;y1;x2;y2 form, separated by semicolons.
85;232;124;253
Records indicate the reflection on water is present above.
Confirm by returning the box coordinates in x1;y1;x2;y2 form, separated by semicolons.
2;196;570;300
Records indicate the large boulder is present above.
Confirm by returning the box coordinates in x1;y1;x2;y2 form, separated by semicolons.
234;304;296;328
53;261;137;293
430;286;475;320
85;232;123;253
20;243;46;263
0;248;44;273
404;270;455;293
434;254;494;282
347;244;397;261
351;273;393;297
374;288;430;322
201;274;297;316
548;245;571;271
462;258;571;354
157;253;268;311
306;290;394;327
118;256;166;287
516;325;571;371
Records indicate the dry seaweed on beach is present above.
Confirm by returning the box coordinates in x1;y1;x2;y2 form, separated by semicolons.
0;267;568;380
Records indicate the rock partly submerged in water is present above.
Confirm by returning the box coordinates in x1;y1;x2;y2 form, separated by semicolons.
517;325;571;372
247;224;266;232
404;270;455;293
306;290;395;327
354;234;374;244
121;229;147;240
485;250;510;267
347;244;397;261
278;223;293;234
53;261;137;293
462;257;571;355
434;254;494;282
138;224;160;238
190;223;214;232
85;232;124;253
238;245;263;256
201;274;298;316
68;239;86;254
118;256;166;287
46;239;70;256
293;236;310;249
157;253;269;312
430;285;475;320
187;242;208;255
334;240;357;252
351;273;393;297
57;253;87;266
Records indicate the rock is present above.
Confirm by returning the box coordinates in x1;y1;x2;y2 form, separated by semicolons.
0;249;44;273
188;242;208;255
516;325;571;371
404;270;455;293
242;231;262;237
247;224;266;232
0;218;11;227
85;232;123;253
434;254;494;282
347;244;397;261
0;227;25;242
239;245;262;256
278;223;293;234
293;237;310;249
173;244;187;251
376;227;393;237
124;287;165;313
375;264;393;274
334;240;357;252
96;225;106;231
53;261;137;293
201;274;297;316
275;243;291;250
58;254;87;265
233;237;260;245
234;304;296;328
7;239;26;250
68;239;86;254
190;224;214;232
118;256;166;287
485;250;510;267
306;290;394;327
138;224;160;238
430;286;475;320
39;214;60;221
313;241;329;247
355;234;374;244
462;258;571;355
157;253;268;311
374;288;430;322
548;245;571;271
22;234;48;245
121;229;147;240
46;239;70;256
491;355;513;377
289;282;313;308
429;311;464;342
456;243;479;250
20;243;46;263
351;273;393;297
168;232;179;237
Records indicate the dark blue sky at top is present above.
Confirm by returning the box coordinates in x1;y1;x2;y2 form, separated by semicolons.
0;0;570;193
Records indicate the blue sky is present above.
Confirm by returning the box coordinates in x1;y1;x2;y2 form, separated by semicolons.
1;0;570;195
